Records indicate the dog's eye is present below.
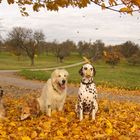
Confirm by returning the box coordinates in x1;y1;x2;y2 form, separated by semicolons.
90;68;93;71
64;75;66;77
58;75;61;77
84;67;87;70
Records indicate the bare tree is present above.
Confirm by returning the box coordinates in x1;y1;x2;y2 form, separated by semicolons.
78;41;90;57
119;41;139;58
7;27;45;65
50;40;76;63
78;40;105;61
90;40;105;61
127;49;140;65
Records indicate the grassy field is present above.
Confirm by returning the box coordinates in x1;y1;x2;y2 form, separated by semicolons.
19;62;140;90
0;52;140;90
0;52;82;70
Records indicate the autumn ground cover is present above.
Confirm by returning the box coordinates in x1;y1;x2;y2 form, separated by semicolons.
0;53;140;139
0;86;140;140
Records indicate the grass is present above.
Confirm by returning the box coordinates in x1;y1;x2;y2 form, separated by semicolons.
19;63;140;90
0;52;82;70
1;52;140;90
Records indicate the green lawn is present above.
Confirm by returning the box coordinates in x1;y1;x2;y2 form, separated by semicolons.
0;52;82;70
19;63;140;90
0;52;140;90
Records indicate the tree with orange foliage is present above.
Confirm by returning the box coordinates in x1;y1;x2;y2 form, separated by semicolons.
103;49;120;68
1;0;140;16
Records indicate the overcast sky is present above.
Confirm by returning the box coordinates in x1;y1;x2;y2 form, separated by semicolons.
0;1;140;45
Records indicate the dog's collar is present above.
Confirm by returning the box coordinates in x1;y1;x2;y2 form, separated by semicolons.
81;80;94;85
52;83;64;94
52;83;59;93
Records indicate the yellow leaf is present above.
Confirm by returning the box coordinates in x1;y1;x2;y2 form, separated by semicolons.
0;131;6;136
101;3;106;10
103;119;113;135
69;111;75;116
57;130;63;136
109;0;117;6
59;117;68;123
130;123;137;133
10;121;16;127
73;135;80;139
83;56;91;64
119;7;133;14
103;51;107;56
106;128;113;135
21;136;31;140
0;126;2;129
94;134;106;139
39;132;45;138
7;0;14;4
31;131;38;138
119;135;131;140
132;0;140;7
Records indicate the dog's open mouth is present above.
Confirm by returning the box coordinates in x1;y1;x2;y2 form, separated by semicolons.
58;83;66;90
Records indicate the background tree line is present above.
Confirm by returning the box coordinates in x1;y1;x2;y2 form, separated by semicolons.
0;26;140;66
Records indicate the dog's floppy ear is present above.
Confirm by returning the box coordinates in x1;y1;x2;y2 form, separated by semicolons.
93;66;96;76
51;69;58;83
79;67;83;76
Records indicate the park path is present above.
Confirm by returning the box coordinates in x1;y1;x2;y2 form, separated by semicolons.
0;70;140;103
0;61;85;73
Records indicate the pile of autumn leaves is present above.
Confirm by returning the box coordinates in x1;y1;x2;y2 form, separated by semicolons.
0;92;140;140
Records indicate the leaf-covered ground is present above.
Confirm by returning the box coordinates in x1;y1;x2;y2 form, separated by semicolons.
0;87;140;140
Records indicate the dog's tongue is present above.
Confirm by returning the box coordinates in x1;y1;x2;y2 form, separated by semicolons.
60;84;65;89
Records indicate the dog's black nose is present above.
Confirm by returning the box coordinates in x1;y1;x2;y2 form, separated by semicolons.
62;80;66;84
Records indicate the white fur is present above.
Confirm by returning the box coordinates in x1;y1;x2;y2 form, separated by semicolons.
37;69;69;116
76;64;98;121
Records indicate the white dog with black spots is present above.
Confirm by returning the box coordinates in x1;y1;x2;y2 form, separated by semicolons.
75;63;98;121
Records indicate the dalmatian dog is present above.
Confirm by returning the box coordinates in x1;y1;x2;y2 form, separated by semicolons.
75;63;98;121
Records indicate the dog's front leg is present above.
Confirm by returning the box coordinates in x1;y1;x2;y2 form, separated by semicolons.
79;102;83;121
58;97;66;111
58;104;63;111
58;101;65;112
47;105;51;117
91;109;96;120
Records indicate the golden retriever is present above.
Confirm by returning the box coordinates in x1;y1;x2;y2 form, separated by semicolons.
37;69;69;116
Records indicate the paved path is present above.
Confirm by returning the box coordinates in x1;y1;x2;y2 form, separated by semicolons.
0;70;140;103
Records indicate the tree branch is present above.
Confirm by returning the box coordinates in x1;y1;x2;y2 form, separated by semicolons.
91;0;140;13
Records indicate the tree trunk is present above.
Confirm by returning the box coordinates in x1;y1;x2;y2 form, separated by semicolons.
30;57;34;66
